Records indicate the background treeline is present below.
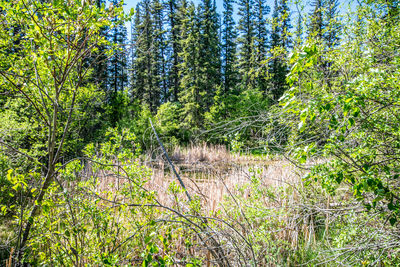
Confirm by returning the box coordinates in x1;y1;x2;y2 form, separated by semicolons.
92;0;341;147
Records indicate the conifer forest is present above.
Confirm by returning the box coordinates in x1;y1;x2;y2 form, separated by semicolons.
1;0;400;265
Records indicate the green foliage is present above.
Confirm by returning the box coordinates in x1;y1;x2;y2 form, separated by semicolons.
11;128;207;265
222;165;400;266
155;102;184;145
0;0;132;262
281;1;400;221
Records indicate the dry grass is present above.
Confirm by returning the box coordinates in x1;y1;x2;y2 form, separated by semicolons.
145;144;299;214
170;143;231;164
94;144;301;217
93;144;345;264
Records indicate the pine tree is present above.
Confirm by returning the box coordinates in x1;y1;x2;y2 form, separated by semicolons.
254;0;270;92
221;0;238;95
294;8;304;46
236;0;256;88
323;0;340;48
279;0;292;50
198;0;221;109
254;0;269;62
131;4;145;102
308;0;340;47
91;0;108;92
137;0;160;112
178;3;202;128
309;0;323;39
109;0;128;94
269;0;292;101
108;0;128;125
166;0;182;102
151;0;167;107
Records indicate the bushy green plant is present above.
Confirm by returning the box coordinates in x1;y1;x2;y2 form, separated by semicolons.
281;0;400;223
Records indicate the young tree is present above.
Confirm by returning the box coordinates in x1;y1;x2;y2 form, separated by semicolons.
282;0;400;224
0;0;127;261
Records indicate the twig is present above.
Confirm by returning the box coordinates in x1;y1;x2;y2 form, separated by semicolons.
149;118;192;202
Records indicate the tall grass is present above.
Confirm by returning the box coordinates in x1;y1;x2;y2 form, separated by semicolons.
138;144;400;265
5;144;399;266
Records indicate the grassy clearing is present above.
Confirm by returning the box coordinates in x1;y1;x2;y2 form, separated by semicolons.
2;144;399;266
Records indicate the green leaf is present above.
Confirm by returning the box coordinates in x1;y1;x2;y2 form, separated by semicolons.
388;202;396;211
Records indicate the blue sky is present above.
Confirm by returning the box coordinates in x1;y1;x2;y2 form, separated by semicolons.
123;0;225;15
122;0;226;37
121;0;356;37
122;0;356;19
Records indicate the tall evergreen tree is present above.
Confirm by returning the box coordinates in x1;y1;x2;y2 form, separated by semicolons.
254;0;269;62
131;4;146;102
108;0;128;125
254;0;270;92
236;0;256;88
269;0;292;101
279;0;293;50
109;0;128;94
136;0;160;112
166;0;182;102
308;0;340;47
178;3;202;128
323;0;341;48
151;0;168;106
294;9;304;45
308;0;323;39
221;0;238;94
91;0;108;92
198;0;221;109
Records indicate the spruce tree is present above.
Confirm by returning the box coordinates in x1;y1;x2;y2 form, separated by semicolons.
254;0;270;92
108;0;128;125
132;0;164;113
140;0;159;112
91;0;108;92
279;0;293;50
269;0;292;101
198;0;221;109
324;0;340;48
151;0;168;104
131;4;146;103
309;0;323;39
254;0;269;62
236;0;256;88
221;0;238;95
166;0;182;102
294;5;305;46
178;3;202;128
308;0;340;47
